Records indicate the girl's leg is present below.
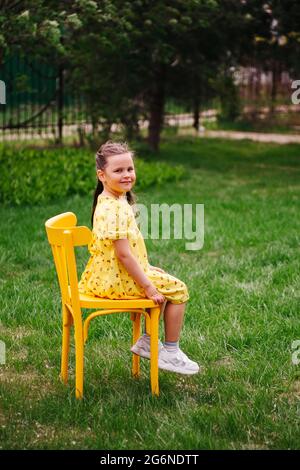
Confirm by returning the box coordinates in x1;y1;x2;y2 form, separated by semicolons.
133;299;199;374
160;300;199;374
163;301;186;343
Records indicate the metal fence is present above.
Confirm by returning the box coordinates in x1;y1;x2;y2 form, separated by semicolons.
0;54;86;142
1;53;296;143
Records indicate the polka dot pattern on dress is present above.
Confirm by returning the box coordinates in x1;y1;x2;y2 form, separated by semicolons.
78;195;189;304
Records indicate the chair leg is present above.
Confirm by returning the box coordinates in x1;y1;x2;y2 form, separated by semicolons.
74;318;84;399
150;306;160;396
145;311;151;336
60;304;72;384
132;312;141;378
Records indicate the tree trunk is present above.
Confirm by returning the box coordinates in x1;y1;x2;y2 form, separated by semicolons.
148;64;166;152
270;60;280;116
192;68;202;132
193;94;200;131
57;66;64;144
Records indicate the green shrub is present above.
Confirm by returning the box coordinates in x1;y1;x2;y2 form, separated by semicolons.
0;146;186;206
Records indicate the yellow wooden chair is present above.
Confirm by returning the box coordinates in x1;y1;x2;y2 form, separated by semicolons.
45;212;161;399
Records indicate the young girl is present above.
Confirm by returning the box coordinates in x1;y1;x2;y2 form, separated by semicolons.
78;141;199;375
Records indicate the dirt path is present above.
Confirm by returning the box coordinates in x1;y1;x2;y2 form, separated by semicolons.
202;130;300;144
178;127;300;144
2;109;300;144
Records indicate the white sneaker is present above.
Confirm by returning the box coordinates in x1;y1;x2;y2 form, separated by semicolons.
131;335;163;359
158;347;200;375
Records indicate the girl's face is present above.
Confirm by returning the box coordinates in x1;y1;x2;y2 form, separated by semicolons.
97;152;136;197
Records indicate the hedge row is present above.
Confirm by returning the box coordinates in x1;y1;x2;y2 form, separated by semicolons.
0;146;186;205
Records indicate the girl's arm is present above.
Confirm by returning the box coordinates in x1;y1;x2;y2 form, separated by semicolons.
149;265;165;273
113;239;165;304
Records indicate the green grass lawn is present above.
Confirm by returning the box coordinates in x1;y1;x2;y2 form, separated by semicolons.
1;136;300;449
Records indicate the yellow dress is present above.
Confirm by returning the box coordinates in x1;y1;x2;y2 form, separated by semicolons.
78;194;189;304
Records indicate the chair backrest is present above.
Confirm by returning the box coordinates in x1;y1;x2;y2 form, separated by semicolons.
45;212;92;306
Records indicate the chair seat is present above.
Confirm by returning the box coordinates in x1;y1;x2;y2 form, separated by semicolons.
68;286;157;309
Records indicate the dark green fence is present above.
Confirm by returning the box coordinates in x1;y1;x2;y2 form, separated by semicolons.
0;54;196;142
0;54;86;141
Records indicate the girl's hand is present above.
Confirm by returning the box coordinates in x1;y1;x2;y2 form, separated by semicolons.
149;265;165;273
144;283;165;305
